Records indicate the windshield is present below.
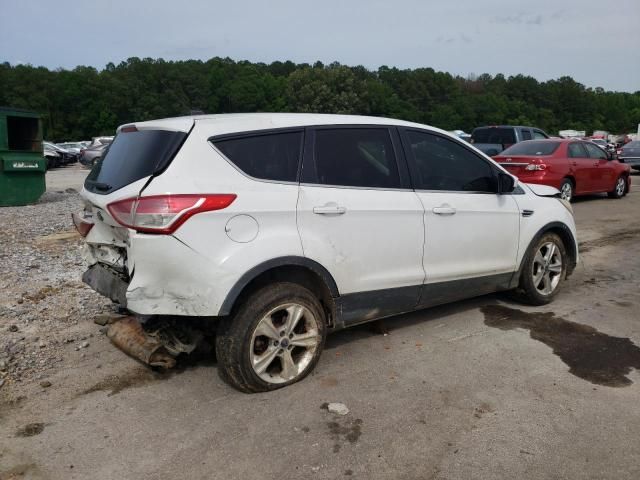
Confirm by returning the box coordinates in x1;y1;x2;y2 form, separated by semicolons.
471;127;516;145
501;141;560;156
85;129;187;194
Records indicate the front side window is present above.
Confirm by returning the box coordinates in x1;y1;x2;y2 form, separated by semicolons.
406;130;497;192
313;128;400;188
521;129;532;141
213;131;303;182
584;142;607;160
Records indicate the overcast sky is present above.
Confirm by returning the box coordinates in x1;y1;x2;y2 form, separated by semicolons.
1;0;638;92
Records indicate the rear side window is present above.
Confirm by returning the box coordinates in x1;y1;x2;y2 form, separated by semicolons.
213;131;303;182
85;129;186;194
471;127;516;145
501;141;560;156
533;130;548;139
406;130;497;192
521;129;532;141
313;128;400;189
568;143;587;158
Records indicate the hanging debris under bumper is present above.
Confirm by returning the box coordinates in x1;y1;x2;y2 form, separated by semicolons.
106;316;204;369
82;264;129;306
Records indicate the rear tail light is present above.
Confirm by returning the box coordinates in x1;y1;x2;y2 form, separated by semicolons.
525;163;547;171
107;194;237;234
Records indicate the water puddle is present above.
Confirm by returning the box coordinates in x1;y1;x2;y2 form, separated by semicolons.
482;305;640;387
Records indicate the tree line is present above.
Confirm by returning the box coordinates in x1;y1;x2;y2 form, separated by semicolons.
1;57;638;141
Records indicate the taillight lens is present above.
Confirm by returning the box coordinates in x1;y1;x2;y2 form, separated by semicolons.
525;163;547;171
107;194;237;234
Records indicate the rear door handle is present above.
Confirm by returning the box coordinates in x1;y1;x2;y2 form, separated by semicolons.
313;204;347;215
432;205;456;215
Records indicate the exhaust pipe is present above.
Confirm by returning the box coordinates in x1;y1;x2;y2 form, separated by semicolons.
107;316;177;369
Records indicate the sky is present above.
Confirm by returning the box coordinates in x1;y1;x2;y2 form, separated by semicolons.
1;0;639;92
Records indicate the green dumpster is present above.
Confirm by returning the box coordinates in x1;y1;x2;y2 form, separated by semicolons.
0;107;46;206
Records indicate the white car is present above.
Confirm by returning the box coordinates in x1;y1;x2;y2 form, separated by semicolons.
76;113;578;392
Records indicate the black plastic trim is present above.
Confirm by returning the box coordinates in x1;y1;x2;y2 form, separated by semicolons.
219;256;340;316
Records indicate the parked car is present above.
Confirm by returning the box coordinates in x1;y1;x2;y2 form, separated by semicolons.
57;142;84;154
79;142;109;168
43;141;77;166
589;138;613;152
43;142;62;169
75;113;578;392
494;139;631;202
618;140;640;171
470;125;549;156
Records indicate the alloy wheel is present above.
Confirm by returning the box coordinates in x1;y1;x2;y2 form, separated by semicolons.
249;303;321;384
532;242;563;296
560;182;573;202
615;177;625;197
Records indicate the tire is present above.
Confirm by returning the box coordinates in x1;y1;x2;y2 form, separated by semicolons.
559;178;573;202
512;233;567;306
215;282;327;393
607;175;626;199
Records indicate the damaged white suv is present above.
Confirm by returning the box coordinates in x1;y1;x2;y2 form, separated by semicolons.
76;113;578;392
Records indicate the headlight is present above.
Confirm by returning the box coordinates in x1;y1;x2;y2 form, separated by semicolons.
558;197;573;214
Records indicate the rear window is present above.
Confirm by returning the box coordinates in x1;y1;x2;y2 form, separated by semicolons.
212;131;303;182
85;129;187;194
501;141;560;156
471;127;516;145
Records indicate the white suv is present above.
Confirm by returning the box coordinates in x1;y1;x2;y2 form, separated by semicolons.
77;113;578;392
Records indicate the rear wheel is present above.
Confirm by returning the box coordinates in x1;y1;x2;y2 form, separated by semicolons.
513;233;567;305
215;282;326;393
607;176;626;199
559;178;573;202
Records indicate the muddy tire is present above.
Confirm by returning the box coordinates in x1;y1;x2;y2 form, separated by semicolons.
215;282;326;393
607;176;626;199
512;233;568;306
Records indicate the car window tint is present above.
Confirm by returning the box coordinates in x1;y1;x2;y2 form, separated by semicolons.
213;131;303;182
501;141;559;156
533;130;548;140
584;142;607;160
471;127;516;145
313;128;400;188
568;143;587;158
407;131;497;192
521;129;532;141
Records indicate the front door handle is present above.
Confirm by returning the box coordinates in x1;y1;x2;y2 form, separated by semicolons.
313;204;347;215
432;205;456;215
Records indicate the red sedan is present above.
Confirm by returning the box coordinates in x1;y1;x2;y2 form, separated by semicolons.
493;139;631;201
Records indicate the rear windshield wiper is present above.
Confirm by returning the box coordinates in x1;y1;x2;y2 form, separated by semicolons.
87;181;112;192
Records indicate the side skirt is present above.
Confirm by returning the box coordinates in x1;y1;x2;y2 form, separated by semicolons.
333;273;514;330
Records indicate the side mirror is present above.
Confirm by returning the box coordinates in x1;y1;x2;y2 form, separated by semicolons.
497;173;516;194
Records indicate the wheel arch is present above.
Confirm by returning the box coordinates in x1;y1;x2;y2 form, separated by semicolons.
515;221;578;284
218;256;339;322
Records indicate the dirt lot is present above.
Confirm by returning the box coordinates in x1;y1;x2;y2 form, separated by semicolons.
1;166;639;480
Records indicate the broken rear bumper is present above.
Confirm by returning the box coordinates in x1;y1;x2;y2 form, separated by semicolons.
82;264;129;307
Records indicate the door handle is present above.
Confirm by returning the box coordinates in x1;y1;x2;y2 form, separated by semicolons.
313;204;347;215
432;205;456;215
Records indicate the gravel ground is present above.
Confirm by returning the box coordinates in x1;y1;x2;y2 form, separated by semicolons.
0;184;112;389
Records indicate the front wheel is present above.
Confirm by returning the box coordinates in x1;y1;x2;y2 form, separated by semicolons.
607;176;626;199
216;282;326;392
513;233;567;305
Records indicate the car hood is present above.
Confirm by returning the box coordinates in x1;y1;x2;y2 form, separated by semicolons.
525;183;559;197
